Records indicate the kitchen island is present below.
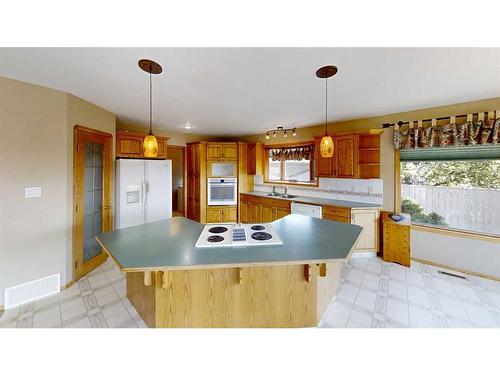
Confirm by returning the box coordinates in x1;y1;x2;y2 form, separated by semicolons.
96;214;362;328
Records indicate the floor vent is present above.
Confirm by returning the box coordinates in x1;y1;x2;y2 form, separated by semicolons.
438;270;467;280
4;273;60;309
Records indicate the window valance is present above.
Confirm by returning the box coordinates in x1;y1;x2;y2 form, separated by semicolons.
270;144;314;161
393;119;500;150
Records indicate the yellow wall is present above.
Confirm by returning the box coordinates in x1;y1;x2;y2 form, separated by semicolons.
237;96;500;211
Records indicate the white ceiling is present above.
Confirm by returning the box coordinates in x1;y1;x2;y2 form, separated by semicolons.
1;48;500;136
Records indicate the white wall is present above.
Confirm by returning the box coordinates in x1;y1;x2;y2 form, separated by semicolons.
411;230;500;279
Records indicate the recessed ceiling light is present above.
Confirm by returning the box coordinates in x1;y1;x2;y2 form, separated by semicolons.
184;123;192;130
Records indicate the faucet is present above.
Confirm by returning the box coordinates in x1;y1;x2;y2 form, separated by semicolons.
272;186;276;195
284;186;288;196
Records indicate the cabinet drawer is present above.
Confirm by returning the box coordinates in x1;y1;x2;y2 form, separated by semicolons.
240;194;261;204
260;197;290;209
323;213;351;223
323;205;351;217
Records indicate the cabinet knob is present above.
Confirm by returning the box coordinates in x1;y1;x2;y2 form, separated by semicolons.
103;205;111;210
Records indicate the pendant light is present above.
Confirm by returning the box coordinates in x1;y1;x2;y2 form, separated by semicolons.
316;65;338;158
139;59;163;158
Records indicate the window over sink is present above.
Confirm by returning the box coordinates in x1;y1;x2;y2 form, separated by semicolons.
264;143;317;185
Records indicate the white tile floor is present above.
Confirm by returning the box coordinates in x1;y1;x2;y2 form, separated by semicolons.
1;256;500;328
319;256;500;328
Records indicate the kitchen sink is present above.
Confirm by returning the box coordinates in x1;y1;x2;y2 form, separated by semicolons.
266;193;298;199
267;193;282;197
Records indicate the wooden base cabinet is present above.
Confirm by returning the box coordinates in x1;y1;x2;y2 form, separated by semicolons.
206;206;237;223
240;194;291;223
322;205;380;252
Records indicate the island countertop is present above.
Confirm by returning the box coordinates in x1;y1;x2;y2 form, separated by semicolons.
96;214;362;272
241;191;381;209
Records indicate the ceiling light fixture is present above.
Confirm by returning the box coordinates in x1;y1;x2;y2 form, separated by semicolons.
265;126;297;140
184;123;192;130
316;65;338;158
139;59;163;158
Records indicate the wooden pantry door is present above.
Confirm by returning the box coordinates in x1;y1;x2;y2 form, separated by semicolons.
73;125;113;281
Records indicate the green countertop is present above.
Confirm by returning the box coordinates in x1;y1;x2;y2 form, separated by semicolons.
96;214;363;272
242;191;381;209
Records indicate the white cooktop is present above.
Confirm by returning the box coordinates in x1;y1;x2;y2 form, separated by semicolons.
195;223;283;248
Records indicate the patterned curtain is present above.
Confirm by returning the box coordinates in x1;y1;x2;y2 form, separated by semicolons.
393;118;500;150
270;144;315;161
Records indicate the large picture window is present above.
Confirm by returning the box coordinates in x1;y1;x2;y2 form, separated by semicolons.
264;143;316;185
398;146;500;236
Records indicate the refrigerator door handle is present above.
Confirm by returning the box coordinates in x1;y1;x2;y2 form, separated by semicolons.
142;180;147;223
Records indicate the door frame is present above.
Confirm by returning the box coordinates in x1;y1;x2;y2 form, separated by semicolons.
168;145;187;217
72;125;113;281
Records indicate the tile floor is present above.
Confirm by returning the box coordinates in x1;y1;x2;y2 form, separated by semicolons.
1;255;500;328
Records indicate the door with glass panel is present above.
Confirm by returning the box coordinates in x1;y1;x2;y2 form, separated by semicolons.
73;126;112;280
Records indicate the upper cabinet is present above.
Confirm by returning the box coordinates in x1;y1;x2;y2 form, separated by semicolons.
207;142;238;161
336;135;359;178
246;143;263;175
314;130;381;179
116;130;168;159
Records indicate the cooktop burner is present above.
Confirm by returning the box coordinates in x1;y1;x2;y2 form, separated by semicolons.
251;232;273;241
250;225;266;231
207;235;225;243
208;226;228;234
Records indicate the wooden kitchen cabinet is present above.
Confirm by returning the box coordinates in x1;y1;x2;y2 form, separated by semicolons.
246;143;263;175
336;135;359;178
322;204;379;252
116;130;168;159
186;142;207;223
207;206;237;223
314;137;338;177
240;194;291;223
207;142;238;161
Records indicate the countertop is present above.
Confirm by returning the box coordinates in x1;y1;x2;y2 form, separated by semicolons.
96;215;362;272
241;191;381;209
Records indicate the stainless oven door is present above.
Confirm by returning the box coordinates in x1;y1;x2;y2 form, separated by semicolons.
207;178;237;206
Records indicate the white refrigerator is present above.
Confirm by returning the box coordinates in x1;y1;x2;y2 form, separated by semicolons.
116;159;172;229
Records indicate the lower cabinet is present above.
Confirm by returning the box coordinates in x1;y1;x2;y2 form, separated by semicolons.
322;205;379;252
240;194;291;223
206;206;237;223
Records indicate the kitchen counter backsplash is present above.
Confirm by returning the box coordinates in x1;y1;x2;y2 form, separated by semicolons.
253;176;383;205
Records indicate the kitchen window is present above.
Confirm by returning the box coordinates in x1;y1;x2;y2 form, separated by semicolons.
264;143;317;185
397;146;500;236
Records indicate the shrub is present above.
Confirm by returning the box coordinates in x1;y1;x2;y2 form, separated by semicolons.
401;197;447;226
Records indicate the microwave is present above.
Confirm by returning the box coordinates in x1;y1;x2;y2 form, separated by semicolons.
207;178;237;206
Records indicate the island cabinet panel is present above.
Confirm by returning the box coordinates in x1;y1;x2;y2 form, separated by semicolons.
316;262;343;322
144;265;318;328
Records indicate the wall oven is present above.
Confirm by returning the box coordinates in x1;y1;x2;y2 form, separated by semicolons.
207;178;237;206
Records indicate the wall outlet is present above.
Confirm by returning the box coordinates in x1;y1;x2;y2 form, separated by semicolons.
25;186;42;199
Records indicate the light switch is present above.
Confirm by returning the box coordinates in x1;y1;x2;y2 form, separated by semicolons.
25;186;42;199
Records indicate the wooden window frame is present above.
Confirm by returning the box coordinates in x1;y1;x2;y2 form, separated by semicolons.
263;142;318;187
394;149;500;242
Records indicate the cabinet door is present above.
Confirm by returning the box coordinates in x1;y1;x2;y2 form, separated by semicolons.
240;201;249;223
247;144;256;175
351;209;378;251
314;138;338;177
336;135;359;178
117;133;143;158
222;206;237;223
193;145;201;177
275;207;290;220
322;213;351;223
207;144;222;160
261;204;274;223
222;144;238;160
207;207;222;223
156;138;168;159
249;203;262;223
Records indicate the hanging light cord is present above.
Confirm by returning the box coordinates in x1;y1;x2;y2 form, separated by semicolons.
149;69;153;135
324;75;328;136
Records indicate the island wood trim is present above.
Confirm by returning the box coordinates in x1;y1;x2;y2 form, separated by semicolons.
304;264;312;282
144;271;152;286
318;263;327;277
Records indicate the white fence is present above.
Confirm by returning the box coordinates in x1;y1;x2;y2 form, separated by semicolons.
401;184;500;234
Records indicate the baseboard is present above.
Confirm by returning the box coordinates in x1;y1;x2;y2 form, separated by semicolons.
351;251;377;258
62;280;75;290
411;257;500;282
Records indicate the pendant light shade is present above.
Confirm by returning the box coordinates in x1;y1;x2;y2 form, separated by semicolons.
320;134;334;158
139;59;163;158
143;133;159;158
316;65;338;158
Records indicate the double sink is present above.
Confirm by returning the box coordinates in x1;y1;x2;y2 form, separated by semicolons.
267;192;298;199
